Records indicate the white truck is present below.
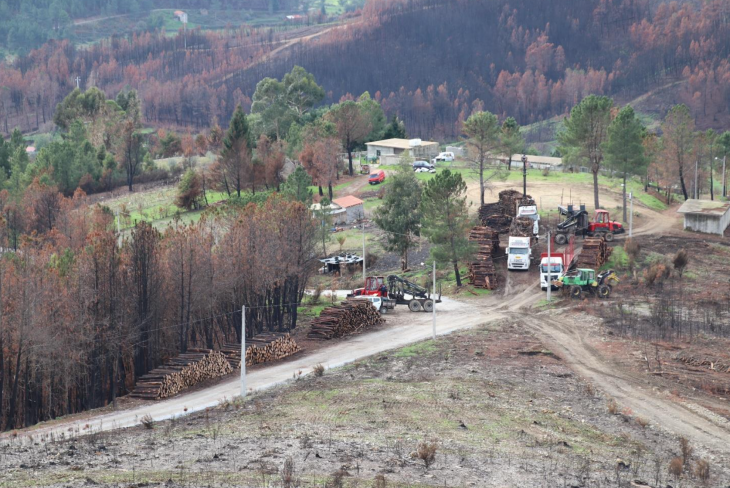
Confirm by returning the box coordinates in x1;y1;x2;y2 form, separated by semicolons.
539;236;575;290
433;151;455;163
506;236;532;271
517;204;540;237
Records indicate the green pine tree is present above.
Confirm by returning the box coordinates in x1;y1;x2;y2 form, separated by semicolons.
282;165;314;205
420;169;473;287
604;105;647;222
374;162;421;271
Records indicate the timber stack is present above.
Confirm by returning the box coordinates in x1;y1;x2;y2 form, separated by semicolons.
509;216;535;238
576;237;612;268
308;300;384;340
478;190;534;233
130;349;232;400
499;189;527;217
467;226;499;290
221;333;301;368
478;203;503;222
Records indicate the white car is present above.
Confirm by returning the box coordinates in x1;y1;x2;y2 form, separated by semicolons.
433;152;455;162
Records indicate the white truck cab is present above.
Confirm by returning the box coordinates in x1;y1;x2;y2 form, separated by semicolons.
540;256;564;290
506;236;531;271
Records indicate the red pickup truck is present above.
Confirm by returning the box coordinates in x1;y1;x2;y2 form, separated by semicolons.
368;170;386;185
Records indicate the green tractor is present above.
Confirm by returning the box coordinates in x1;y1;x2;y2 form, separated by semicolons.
557;268;619;299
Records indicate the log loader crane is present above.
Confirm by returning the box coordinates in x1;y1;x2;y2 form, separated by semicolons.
554;205;624;245
349;275;441;312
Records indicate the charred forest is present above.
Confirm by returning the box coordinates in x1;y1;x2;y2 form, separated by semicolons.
3;0;730;140
0;193;319;431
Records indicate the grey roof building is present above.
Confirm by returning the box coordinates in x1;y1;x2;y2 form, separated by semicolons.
676;199;730;235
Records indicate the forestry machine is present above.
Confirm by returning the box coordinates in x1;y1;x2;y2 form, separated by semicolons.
554;268;619;299
349;275;441;312
554;205;624;245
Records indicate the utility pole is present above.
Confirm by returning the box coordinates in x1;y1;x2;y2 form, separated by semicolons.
241;306;246;398
546;230;551;302
521;154;528;196
432;260;436;340
723;155;727;198
362;222;366;282
694;160;699;199
629;192;633;238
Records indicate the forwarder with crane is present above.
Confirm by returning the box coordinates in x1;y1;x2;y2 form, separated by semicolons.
349;275;441;312
554;204;624;245
554;268;619;299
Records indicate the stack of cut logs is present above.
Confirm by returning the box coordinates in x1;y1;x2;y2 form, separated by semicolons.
478;203;503;222
308;300;384;340
130;349;232;400
576;236;613;268
483;214;512;233
221;333;301;368
499;190;528;217
509;216;535;238
468;226;499;289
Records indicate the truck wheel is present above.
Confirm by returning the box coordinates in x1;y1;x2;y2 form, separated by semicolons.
604;232;614;242
423;300;434;312
408;299;422;312
570;286;582;299
555;234;567;245
598;285;611;298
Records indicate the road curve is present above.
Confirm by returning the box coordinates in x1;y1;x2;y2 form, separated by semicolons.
3;296;505;444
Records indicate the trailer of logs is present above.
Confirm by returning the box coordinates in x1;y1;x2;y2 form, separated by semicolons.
308;300;384;340
221;333;301;368
509;216;535;238
576;236;613;268
468;226;499;290
129;349;233;400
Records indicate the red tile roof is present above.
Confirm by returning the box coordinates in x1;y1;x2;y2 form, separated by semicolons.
332;196;364;208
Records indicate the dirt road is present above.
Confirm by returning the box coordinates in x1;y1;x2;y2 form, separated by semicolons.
519;312;730;457
2;295;514;444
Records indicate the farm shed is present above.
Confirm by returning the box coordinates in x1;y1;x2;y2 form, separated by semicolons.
677;199;730;235
310;202;347;225
366;138;439;162
332;196;365;224
509;154;563;170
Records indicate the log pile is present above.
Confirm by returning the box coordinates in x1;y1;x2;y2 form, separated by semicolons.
483;214;512;233
509;216;535;238
308;300;384;340
675;352;730;373
576;237;613;268
221;333;301;368
499;190;533;217
468;226;499;289
130;349;233;400
478;203;503;222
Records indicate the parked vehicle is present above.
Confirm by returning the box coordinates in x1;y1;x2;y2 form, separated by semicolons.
433;152;455;162
554;205;624;244
517;204;540;236
556;268;619;299
539;236;575;290
352;295;395;314
413;160;435;171
348;275;441;312
369;170;386;184
506;236;532;271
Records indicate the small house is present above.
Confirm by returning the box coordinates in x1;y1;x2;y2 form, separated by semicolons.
366;138;439;163
332;196;365;224
677;199;730;235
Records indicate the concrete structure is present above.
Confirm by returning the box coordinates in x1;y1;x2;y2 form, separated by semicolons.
310;202;347;225
366;138;439;162
445;146;465;157
332;196;365;223
677;199;730;235
509;154;563;170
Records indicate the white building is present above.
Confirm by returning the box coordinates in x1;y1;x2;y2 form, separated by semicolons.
677;199;730;235
366;138;439;163
509;154;563;170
